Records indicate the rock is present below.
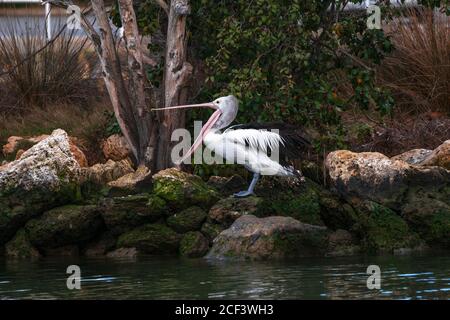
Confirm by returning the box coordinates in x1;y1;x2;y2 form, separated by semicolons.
2;134;87;167
117;224;181;254
25;205;104;248
69;142;88;167
419;140;450;170
318;189;358;230
2;136;24;157
180;231;209;258
83;232;117;256
102;194;166;235
153;168;219;209
15;149;25;160
207;215;329;260
0;129;82;244
207;174;247;195
354;201;421;253
200;222;224;243
102;134;132;161
208;196;261;228
256;179;325;226
42;245;79;257
326;229;360;257
106;247;138;258
402;199;450;248
391;149;433;165
166;206;207;233
82;159;134;185
326;150;450;210
5;229;41;259
107;165;152;196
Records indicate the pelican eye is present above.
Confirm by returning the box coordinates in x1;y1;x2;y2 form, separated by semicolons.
216;100;220;104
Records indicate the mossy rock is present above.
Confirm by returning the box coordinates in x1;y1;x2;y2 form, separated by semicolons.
152;168;220;210
201;222;225;243
256;179;324;226
101;194;166;235
179;231;209;258
402;199;450;248
5;229;41;259
25;205;104;248
166;206;207;233
355;201;421;253
0;183;82;245
318;189;359;230
207;215;330;260
209;196;261;228
117;223;180;254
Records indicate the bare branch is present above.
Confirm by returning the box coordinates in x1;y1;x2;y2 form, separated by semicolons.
154;0;169;15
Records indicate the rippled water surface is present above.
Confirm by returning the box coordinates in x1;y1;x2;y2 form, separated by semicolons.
0;254;449;299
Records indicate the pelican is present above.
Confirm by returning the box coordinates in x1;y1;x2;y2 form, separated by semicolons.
153;95;310;197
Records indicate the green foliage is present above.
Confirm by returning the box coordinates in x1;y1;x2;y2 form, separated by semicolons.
104;111;122;136
187;0;395;150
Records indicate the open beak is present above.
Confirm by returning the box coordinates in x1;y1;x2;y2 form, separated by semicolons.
152;102;222;164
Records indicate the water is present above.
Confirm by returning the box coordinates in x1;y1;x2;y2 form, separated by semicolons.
0;254;449;299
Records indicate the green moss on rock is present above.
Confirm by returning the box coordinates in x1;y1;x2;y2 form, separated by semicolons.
102;194;166;235
257;188;324;226
402;199;450;248
166;206;207;233
25;205;104;248
355;201;420;253
179;231;209;258
201;222;224;242
153;168;219;209
117;223;180;254
5;229;41;259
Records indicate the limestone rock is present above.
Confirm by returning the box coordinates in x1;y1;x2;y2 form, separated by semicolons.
0;129;82;244
391;149;433;165
82;159;134;185
180;231;209;258
102;134;132;161
153;168;219;209
419;140;450;170
207;215;329;260
107;165;152;196
167;206;207;233
208;196;261;228
25;205;104;248
326;150;450;210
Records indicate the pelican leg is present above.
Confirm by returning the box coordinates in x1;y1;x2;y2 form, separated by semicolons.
234;172;260;198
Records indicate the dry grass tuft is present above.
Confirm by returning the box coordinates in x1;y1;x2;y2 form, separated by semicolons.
377;8;449;115
0;15;97;114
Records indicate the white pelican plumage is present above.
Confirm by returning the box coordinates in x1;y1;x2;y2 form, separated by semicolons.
153;95;310;197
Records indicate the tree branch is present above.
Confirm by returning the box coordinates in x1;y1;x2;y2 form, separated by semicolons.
154;0;169;15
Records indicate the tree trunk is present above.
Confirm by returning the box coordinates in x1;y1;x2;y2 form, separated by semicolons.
156;0;193;169
90;0;140;162
117;0;157;168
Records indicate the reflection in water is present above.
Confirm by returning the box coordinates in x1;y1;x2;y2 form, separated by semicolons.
0;254;449;299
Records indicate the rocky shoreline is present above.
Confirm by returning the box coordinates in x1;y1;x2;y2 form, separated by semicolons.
0;129;449;260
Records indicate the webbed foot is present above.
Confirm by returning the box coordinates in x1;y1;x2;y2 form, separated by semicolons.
233;190;255;198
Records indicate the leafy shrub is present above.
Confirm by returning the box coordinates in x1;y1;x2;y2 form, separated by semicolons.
188;0;395;152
